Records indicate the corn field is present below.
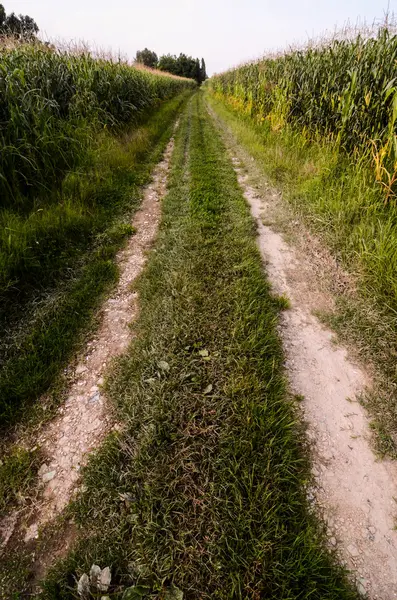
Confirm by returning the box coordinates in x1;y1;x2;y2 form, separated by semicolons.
209;27;397;198
0;41;196;207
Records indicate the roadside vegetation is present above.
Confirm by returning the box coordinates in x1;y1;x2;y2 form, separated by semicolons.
0;39;194;427
208;25;397;455
34;93;359;600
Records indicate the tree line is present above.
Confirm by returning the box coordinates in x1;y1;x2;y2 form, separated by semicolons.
136;48;207;84
0;3;39;37
0;4;207;84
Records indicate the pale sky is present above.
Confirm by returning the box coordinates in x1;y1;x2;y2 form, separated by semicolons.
4;0;396;74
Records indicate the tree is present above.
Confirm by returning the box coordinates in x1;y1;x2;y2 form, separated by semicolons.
158;54;176;73
194;58;201;82
19;15;39;36
157;52;207;84
0;4;5;28
200;58;207;83
0;4;39;37
135;48;158;68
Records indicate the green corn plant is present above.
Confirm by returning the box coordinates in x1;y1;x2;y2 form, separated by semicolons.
0;41;196;208
209;25;397;199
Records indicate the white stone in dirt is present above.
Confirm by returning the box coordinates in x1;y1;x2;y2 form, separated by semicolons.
24;523;39;542
38;463;49;477
76;365;88;375
89;391;101;403
357;581;367;596
368;526;376;535
42;470;56;482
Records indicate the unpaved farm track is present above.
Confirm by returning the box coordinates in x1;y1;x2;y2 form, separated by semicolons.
207;103;397;599
0;130;176;553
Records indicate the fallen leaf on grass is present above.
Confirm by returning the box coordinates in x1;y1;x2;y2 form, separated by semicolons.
122;586;151;599
164;585;184;599
158;360;170;372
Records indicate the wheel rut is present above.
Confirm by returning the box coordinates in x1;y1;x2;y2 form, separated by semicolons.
0;128;177;558
208;103;397;600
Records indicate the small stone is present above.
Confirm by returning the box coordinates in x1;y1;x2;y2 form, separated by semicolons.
158;360;170;372
24;523;39;542
89;392;100;403
323;450;334;461
97;377;104;386
98;566;111;591
42;470;56;482
330;537;337;546
368;526;376;535
357;582;367;596
38;463;49;477
347;544;360;558
77;573;90;597
76;365;88;375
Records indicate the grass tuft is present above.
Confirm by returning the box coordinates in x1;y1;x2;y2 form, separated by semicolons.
0;446;39;518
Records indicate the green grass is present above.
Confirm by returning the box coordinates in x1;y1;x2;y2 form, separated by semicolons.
0;90;191;429
0;37;194;430
206;91;397;457
0;446;39;518
38;92;358;600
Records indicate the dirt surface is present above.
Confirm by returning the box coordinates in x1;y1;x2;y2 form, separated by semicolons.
207;105;397;599
242;172;397;599
0;132;176;551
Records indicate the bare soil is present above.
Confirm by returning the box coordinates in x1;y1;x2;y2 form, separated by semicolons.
0;132;176;553
241;170;397;599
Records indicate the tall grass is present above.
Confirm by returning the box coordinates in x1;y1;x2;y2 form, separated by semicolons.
0;41;195;207
209;25;397;199
0;39;194;427
207;25;397;454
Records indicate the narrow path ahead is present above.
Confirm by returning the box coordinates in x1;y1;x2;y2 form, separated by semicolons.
207;100;397;599
39;93;358;600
